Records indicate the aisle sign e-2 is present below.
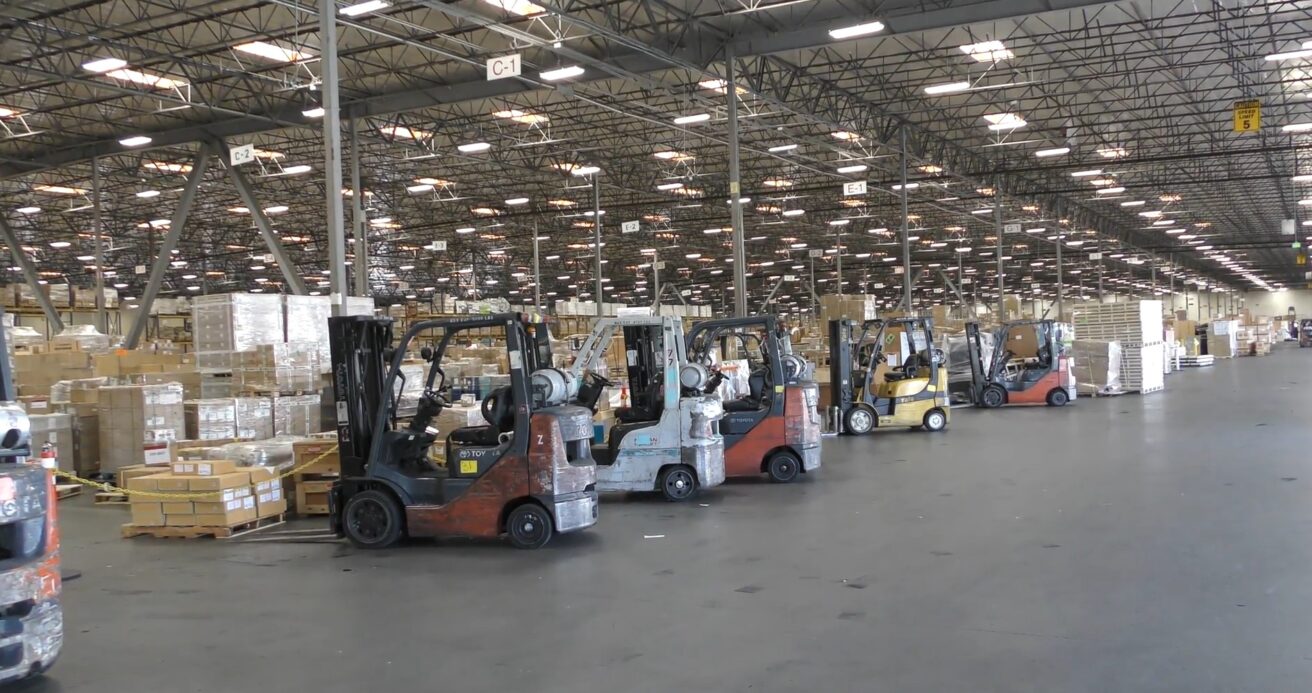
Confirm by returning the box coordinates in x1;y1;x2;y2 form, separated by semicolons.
1233;100;1260;133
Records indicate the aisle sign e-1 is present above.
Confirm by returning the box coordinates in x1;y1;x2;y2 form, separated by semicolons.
842;181;867;196
486;53;521;81
1003;223;1022;235
1234;100;1260;133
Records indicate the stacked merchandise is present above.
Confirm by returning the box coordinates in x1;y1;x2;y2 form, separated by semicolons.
71;286;120;309
14;352;95;397
234;343;320;393
124;460;286;531
234;396;274;440
48;325;112;353
818;295;878;327
1238;318;1274;356
1208;320;1239;358
1070;340;1124;396
184;399;238;440
284;295;333;373
97;382;186;473
1072;301;1165;394
192;293;285;372
272;395;320;436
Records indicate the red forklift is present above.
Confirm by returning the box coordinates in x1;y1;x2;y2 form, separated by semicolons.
686;315;822;482
328;313;599;549
0;304;62;682
963;319;1074;407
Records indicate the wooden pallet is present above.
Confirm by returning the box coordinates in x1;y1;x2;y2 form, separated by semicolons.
94;491;129;505
120;514;285;540
56;484;82;500
293;475;335;516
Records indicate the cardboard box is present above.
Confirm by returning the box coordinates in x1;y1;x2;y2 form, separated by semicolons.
166;515;198;527
130;503;165;527
171;459;236;477
125;473;166;493
256;485;287;518
292;438;340;475
186;471;249;492
161;501;194;515
154;476;192;492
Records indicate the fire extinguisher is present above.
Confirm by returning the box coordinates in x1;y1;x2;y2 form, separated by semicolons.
39;441;57;470
619;383;629;408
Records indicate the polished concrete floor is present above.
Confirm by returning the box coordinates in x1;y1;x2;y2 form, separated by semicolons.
19;345;1312;692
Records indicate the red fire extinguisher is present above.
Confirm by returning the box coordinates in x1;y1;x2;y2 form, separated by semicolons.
39;442;57;470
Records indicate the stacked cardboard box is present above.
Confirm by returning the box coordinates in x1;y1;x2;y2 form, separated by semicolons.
284;295;333;373
28;413;74;470
185;399;238;440
1072;301;1165;393
71;286;120;309
125;461;286;528
818;294;878;326
97;383;185;473
272;394;321;436
234;396;274;440
1208;320;1238;358
192;293;285;372
14;352;94;397
233;343;320;392
1071;340;1124;396
93;351;195;378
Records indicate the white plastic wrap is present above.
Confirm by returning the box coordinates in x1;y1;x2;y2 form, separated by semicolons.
284;295;333;372
1072;340;1123;395
204;436;297;470
272;394;321;436
49;377;107;404
185;398;238;440
234;396;273;440
51;325;111;353
192;293;285;371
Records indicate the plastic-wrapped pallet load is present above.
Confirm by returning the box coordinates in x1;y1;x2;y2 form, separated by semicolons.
234;343;319;392
184;399;238;440
192;293;285;372
97;382;186;472
1071;340;1123;396
204;437;297;471
234;396;273;440
341;296;376;317
1073;301;1165;394
272;394;321;436
284;295;333;372
1208;320;1238;358
1121;343;1165;393
49;325;111;354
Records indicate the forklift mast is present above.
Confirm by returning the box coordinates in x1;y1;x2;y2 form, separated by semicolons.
328;315;394;479
828;319;855;411
963;322;987;403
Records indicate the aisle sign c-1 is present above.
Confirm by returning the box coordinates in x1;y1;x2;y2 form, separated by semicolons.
1233;100;1260;133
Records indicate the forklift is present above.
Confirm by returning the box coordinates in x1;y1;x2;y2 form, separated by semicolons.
686;315;822;482
829;317;950;435
963;319;1075;407
569;316;725;501
327;313;599;549
0;304;62;683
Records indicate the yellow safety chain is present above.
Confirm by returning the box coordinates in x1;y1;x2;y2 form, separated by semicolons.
52;445;341;501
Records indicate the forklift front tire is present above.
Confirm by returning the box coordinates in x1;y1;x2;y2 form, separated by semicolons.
658;465;698;502
766;450;802;483
922;408;948;432
343;489;405;549
981;385;1007;409
843;405;876;435
1046;388;1070;407
505;502;554;549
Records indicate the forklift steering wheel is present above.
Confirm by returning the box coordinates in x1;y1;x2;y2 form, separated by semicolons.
587;371;614;388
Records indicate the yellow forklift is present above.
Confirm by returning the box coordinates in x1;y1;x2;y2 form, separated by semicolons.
828;317;950;435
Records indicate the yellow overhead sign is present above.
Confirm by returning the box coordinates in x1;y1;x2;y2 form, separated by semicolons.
1234;100;1260;133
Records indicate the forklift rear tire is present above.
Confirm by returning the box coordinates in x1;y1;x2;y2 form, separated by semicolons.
658;465;698;502
766;450;802;483
343;489;405;549
922;408;947;432
1046;388;1070;407
505;502;554;549
843;405;876;435
981;385;1007;409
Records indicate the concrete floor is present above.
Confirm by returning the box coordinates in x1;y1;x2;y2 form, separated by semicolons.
16;345;1312;692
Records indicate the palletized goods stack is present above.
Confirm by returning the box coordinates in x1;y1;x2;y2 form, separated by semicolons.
1072;301;1165;394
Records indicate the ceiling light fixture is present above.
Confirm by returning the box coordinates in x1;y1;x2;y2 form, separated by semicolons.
457;142;491;153
82;57;128;73
1034;147;1070;157
768;143;798;153
119;135;152;147
836;164;867;174
539;65;585;81
234;41;310;63
339;0;390;15
655;182;684;191
15;207;39;214
960;40;1013;62
302;107;325;118
923;81;970;95
828;20;885;40
1071;169;1103;177
673;113;711;125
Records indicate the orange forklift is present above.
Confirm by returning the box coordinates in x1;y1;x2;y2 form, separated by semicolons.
685;316;822;482
328;313;599;549
963;319;1075;407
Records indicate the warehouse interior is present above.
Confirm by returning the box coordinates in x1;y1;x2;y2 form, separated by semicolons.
2;0;1312;690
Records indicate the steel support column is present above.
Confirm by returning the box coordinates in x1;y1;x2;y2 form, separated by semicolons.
320;0;348;314
92;156;107;333
994;194;1004;318
835;229;843;298
1055;224;1064;320
349;117;368;297
651;252;661;312
532;221;542;310
726;45;747;317
126;149;211;348
593;173;603;317
225;160;308;294
900;127;912;311
0;216;63;332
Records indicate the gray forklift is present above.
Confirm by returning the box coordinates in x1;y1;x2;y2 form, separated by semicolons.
569;316;726;501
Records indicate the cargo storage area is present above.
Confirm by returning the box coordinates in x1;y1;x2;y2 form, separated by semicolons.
3;0;1312;690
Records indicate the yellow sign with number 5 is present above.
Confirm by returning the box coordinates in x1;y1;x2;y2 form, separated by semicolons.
1234;100;1260;133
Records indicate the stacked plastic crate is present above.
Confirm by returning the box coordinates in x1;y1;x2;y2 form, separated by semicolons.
1072;300;1166;394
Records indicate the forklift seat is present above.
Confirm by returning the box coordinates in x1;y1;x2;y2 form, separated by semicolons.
605;419;659;463
449;425;502;447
